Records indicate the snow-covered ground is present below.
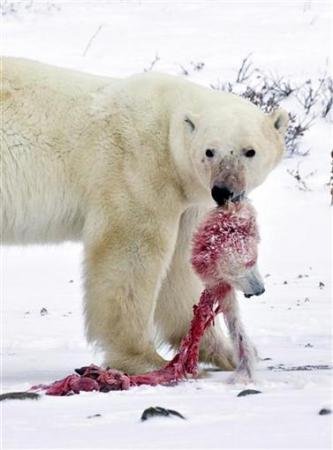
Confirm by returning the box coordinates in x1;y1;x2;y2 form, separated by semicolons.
1;1;332;449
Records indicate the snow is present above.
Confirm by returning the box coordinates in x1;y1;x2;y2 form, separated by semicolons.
1;1;332;449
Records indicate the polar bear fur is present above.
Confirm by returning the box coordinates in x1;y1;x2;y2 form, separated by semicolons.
1;57;288;374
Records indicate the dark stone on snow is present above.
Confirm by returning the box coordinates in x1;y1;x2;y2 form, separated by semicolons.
319;408;331;415
141;406;186;421
87;414;102;419
0;392;40;401
237;389;262;397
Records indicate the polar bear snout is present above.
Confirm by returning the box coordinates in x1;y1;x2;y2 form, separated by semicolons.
244;286;265;298
210;157;246;205
211;185;233;205
211;184;245;206
239;267;265;298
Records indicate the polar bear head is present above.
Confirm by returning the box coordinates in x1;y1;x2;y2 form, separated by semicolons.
170;95;288;206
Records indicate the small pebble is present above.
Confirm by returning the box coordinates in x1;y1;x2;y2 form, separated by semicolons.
305;343;313;348
87;414;102;419
319;408;331;415
304;297;310;302
283;281;288;284
141;406;185;421
319;281;325;289
40;307;48;316
237;389;262;397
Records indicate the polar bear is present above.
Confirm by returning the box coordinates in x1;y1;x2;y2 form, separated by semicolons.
1;57;288;374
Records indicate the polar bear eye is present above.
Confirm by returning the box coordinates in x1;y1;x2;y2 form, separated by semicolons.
244;148;256;158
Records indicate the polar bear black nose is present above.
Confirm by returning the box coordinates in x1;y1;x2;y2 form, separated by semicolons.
244;287;265;298
211;185;233;205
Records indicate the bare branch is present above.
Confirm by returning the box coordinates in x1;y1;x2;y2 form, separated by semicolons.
287;164;315;191
144;53;160;72
190;61;205;72
179;64;189;76
210;80;233;92
330;150;333;205
82;24;103;57
236;54;253;83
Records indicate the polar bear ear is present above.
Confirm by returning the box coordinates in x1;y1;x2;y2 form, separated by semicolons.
270;107;289;135
184;114;198;133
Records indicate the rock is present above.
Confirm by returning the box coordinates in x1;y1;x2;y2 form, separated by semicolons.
237;389;262;397
40;307;48;316
87;414;102;419
141;406;185;421
318;408;331;415
0;392;40;401
319;281;325;289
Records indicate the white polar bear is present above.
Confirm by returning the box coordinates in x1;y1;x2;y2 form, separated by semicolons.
1;57;288;374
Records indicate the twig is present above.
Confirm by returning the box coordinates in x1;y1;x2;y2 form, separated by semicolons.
296;77;325;114
330;150;333;206
322;77;333;118
287;164;315;191
144;53;160;72
190;61;205;72
179;64;189;76
236;54;253;83
210;80;233;92
83;24;103;57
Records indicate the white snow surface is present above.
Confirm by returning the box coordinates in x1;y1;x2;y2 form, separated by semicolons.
1;1;332;449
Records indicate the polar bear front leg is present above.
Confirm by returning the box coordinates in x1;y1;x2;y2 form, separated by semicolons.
83;215;177;375
155;206;236;371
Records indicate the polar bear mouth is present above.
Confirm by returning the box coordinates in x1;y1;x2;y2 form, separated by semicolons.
232;191;245;202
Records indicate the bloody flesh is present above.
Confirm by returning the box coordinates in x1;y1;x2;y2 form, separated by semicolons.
32;282;231;395
31;202;257;396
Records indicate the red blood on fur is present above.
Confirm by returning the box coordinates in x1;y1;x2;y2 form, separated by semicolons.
31;202;257;396
191;202;258;286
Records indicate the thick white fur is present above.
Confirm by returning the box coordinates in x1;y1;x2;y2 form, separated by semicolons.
1;57;287;374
